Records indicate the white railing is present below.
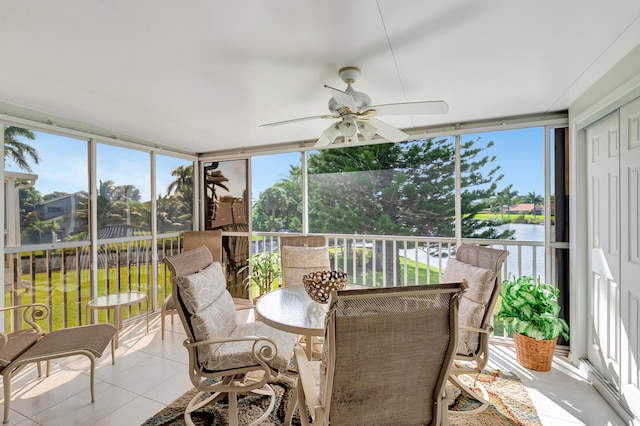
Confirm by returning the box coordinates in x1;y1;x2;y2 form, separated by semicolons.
3;231;544;337
252;232;544;287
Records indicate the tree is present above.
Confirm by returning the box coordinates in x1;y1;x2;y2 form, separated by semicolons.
4;126;40;172
524;191;544;218
18;185;42;224
498;185;519;221
252;137;514;284
164;165;193;228
256;187;288;232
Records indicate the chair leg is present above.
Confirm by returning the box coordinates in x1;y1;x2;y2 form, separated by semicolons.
228;391;238;426
161;310;166;340
297;375;311;426
3;371;10;424
448;374;490;415
184;382;275;426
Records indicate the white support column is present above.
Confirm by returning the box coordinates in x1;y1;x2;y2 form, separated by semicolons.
150;152;158;311
88;139;99;320
454;134;462;247
1;123;5;316
302;152;309;234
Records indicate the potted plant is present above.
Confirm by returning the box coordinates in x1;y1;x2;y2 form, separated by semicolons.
238;252;282;303
497;275;569;371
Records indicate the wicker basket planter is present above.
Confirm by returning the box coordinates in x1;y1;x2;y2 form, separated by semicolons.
513;332;557;371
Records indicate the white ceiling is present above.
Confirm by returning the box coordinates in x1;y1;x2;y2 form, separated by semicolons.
2;1;640;155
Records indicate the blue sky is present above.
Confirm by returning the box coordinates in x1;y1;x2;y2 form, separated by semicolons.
6;127;544;202
4;132;190;201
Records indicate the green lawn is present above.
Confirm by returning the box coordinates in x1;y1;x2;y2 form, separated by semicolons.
5;264;171;333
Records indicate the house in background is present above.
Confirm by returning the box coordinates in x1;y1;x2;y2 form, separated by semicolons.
505;203;544;216
38;191;88;239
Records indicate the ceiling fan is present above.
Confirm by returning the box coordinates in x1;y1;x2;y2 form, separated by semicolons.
260;66;449;147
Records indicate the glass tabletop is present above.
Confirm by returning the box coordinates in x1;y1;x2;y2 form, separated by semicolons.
255;284;367;336
87;291;147;308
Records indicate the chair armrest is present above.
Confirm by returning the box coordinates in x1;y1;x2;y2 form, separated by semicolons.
0;332;7;350
294;344;322;418
184;334;276;349
184;334;282;366
0;303;50;332
459;324;494;334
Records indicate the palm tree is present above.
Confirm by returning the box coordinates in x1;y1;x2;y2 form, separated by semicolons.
4;126;40;172
498;185;519;221
524;191;544;218
167;165;193;197
258;187;287;232
203;163;230;229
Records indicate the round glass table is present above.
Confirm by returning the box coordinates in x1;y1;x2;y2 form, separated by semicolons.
255;284;367;358
87;291;148;348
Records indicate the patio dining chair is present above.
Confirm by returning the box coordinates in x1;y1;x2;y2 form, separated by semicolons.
164;246;297;426
279;235;330;357
442;243;509;414
289;283;466;426
161;230;253;339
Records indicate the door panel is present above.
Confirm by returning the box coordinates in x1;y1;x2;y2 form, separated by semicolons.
586;112;621;389
620;97;640;417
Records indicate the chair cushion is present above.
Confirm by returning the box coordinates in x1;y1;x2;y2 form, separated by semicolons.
443;258;496;305
175;262;227;314
176;261;238;365
191;290;238;364
281;245;330;287
443;257;497;355
201;321;296;372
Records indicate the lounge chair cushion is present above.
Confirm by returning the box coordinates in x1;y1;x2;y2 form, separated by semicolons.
443;258;497;355
0;329;42;368
202;321;297;372
281;245;330;287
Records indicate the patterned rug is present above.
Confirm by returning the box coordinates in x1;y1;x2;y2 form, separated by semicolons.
142;368;541;425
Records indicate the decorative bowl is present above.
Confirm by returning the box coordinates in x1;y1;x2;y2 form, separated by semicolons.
302;270;348;304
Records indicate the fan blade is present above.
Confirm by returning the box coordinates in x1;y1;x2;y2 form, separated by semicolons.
324;85;357;111
315;123;340;147
368;117;410;142
366;101;449;116
260;114;335;128
357;120;378;141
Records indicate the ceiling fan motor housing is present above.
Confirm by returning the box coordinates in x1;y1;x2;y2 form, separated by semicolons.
328;86;372;114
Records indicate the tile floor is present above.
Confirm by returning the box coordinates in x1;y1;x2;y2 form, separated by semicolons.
1;312;631;426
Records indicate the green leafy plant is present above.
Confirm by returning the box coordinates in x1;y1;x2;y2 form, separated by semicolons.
497;275;569;341
238;252;282;297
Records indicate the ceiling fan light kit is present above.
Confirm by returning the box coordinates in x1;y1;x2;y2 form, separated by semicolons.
260;66;449;148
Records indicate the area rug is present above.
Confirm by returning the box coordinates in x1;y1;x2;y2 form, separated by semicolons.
142;368;541;425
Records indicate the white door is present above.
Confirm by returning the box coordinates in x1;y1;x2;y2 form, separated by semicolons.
619;97;640;418
586;112;621;391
